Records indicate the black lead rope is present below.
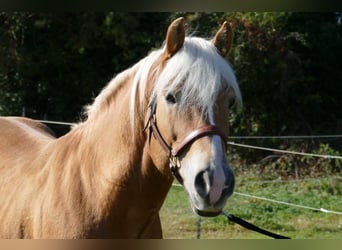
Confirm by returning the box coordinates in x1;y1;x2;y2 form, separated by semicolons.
222;212;291;239
196;213;290;239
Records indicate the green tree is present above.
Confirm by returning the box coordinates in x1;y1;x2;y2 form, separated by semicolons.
231;12;342;136
0;12;169;130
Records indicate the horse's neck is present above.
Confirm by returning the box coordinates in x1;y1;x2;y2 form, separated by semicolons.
54;68;172;234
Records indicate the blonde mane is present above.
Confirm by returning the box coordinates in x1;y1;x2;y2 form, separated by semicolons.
84;36;241;130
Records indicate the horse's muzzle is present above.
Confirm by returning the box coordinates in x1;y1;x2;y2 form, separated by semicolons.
191;168;235;217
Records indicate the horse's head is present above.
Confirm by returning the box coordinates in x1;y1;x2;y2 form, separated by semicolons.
142;17;242;217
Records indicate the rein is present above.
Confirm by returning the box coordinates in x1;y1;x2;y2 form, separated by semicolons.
144;102;226;183
196;212;290;239
222;212;291;239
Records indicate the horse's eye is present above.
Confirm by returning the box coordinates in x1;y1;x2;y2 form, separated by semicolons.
166;93;177;104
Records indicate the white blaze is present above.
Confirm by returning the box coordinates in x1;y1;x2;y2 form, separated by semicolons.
208;109;226;206
209;135;226;206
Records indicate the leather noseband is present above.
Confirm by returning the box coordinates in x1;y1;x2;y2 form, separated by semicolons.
144;102;227;183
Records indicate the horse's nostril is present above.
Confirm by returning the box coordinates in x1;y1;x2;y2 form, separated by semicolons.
224;174;235;196
194;170;210;198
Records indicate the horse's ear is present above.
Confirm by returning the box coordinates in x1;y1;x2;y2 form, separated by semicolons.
212;21;233;58
165;17;185;58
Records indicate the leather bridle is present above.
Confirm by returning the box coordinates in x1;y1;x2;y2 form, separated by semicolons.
144;101;227;184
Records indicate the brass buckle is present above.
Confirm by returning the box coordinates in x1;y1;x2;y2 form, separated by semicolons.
169;155;180;171
169;155;183;184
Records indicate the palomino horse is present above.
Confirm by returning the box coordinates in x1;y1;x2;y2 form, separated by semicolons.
0;17;241;238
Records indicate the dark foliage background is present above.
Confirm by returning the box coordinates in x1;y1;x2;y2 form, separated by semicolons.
1;12;342;137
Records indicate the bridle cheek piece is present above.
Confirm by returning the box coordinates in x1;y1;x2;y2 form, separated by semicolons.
144;103;227;184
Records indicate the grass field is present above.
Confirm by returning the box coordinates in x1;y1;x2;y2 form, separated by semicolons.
159;173;342;239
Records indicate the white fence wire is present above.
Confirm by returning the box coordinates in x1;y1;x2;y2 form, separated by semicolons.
230;135;342;139
172;183;342;215
35;120;75;126
228;141;342;159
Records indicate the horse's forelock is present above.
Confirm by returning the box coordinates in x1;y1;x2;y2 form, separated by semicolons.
129;36;242;131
